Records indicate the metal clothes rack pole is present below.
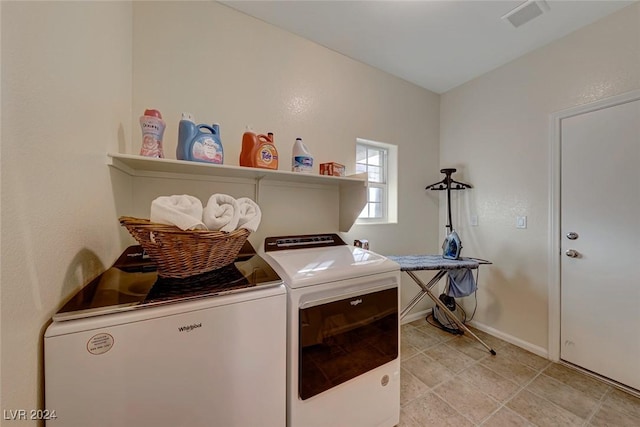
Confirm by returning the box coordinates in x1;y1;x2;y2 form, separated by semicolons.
416;169;497;354
425;168;472;233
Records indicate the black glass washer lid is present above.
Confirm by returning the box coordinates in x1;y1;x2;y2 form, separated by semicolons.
53;244;282;321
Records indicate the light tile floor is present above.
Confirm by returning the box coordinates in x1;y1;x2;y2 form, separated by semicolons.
400;319;640;426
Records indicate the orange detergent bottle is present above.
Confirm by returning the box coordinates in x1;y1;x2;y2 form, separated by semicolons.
239;127;278;169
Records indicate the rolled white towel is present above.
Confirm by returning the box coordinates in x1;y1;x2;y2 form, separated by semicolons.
203;194;240;232
150;195;206;231
236;197;262;232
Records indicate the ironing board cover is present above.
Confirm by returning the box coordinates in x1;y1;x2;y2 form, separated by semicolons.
387;255;479;271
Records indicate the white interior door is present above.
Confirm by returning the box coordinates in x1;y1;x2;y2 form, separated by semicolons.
560;97;640;390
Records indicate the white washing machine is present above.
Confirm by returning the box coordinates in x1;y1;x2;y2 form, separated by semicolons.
44;244;286;427
261;234;401;427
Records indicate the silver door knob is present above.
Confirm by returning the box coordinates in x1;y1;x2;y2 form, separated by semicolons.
565;249;579;258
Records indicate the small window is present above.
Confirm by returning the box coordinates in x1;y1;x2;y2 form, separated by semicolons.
356;139;398;224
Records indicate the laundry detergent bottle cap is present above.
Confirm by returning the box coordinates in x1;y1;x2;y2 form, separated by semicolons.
176;113;224;164
239;126;278;169
292;137;313;173
139;109;166;158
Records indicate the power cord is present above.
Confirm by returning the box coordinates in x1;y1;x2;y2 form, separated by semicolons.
426;267;481;334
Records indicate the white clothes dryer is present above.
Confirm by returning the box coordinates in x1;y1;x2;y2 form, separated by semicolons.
261;234;401;427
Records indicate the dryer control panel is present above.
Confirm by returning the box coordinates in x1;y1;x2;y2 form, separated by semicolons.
264;234;345;252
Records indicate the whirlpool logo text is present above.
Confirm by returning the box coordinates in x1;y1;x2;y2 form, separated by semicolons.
178;322;202;332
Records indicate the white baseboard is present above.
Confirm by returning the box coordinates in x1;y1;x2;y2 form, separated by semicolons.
467;320;549;359
401;309;550;360
401;309;432;325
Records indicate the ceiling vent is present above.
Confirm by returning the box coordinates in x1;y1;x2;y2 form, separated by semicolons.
502;0;550;28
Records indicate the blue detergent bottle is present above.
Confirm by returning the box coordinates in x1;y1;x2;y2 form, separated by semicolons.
177;113;224;164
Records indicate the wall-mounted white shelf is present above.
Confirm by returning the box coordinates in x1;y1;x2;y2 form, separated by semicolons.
107;153;367;231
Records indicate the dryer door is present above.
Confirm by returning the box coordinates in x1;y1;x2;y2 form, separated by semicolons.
298;286;398;400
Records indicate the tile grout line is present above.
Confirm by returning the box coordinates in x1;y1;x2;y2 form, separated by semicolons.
582;386;612;426
434;338;505;425
398;366;431;409
503;363;621;427
474;371;517;427
399;344;453;410
441;329;522;424
471;358;555;426
443;347;514;426
401;323;640;426
402;338;492;425
430;386;484;426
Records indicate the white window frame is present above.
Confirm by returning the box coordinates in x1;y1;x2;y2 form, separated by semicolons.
355;138;398;225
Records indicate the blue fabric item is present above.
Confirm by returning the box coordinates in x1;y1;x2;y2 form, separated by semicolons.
447;268;477;298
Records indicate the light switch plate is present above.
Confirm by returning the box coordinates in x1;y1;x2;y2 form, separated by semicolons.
516;216;527;229
470;214;478;226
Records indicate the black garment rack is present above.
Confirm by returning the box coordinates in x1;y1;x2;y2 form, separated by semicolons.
420;168;495;354
425;168;472;233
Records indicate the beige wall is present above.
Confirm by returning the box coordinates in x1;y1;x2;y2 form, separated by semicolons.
0;1;440;420
440;3;640;352
1;1;133;423
130;1;441;311
131;1;440;253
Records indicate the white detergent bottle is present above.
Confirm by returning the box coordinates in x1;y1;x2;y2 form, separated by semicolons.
292;137;313;173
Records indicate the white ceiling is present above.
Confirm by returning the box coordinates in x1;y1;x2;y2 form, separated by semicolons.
221;0;635;94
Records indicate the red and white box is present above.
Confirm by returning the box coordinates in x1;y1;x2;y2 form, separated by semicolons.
319;162;345;177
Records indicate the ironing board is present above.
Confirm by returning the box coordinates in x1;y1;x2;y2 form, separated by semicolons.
387;254;496;355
